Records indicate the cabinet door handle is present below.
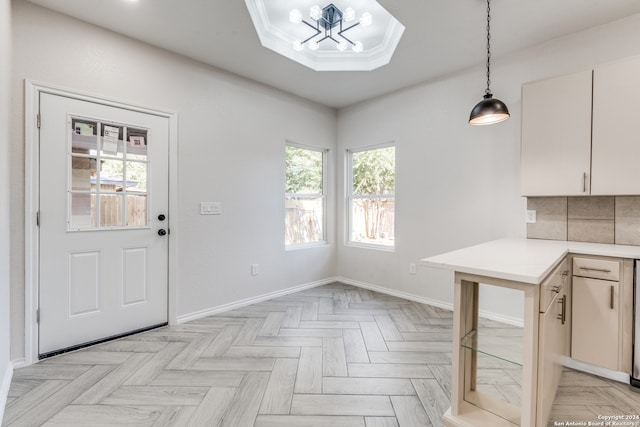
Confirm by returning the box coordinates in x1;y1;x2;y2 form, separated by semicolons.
610;285;614;310
557;295;566;325
579;267;611;273
583;172;588;193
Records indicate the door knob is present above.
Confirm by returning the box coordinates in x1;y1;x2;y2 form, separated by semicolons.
158;229;167;236
158;214;166;221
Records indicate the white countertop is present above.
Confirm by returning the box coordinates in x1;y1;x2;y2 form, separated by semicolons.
421;238;640;284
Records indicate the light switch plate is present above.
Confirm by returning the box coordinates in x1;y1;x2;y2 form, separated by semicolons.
409;263;417;275
201;202;222;215
526;209;537;224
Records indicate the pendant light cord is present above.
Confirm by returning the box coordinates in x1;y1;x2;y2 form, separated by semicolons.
485;0;492;96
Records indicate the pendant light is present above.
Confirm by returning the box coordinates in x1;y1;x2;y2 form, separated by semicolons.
469;0;510;125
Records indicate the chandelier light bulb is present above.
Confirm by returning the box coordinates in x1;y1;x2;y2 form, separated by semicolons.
360;12;372;26
289;9;302;24
352;41;363;52
344;7;355;22
308;40;320;51
293;40;304;51
337;40;348;51
310;5;322;21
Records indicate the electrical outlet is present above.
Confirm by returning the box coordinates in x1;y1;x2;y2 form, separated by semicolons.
200;202;222;215
251;264;259;276
526;209;537;224
409;263;417;275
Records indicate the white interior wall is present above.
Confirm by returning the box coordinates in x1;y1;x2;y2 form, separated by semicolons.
9;0;337;362
8;0;640;363
336;13;640;321
1;0;13;418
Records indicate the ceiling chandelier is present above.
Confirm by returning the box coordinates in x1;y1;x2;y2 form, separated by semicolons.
469;0;510;125
289;3;372;53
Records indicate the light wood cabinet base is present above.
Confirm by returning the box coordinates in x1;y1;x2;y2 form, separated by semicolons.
443;403;519;427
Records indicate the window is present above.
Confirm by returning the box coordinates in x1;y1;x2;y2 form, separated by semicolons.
69;116;149;231
348;144;395;248
285;144;327;247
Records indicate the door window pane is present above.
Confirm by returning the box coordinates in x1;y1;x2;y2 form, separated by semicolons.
71;156;96;191
99;159;126;193
126;195;147;227
99;194;124;227
100;124;124;158
68;116;150;231
71;119;98;154
69;193;95;230
127;128;148;159
125;161;147;193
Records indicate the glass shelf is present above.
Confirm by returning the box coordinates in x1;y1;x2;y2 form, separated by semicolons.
461;329;523;367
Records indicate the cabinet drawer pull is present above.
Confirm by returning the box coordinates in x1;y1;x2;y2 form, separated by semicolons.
579;267;612;273
557;295;566;325
610;285;614;310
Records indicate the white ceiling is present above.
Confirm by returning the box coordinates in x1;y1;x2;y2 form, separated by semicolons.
25;0;640;109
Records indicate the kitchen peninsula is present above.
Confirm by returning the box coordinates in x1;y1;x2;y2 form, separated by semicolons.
422;238;640;427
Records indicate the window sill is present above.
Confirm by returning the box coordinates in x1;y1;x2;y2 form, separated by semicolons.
285;241;329;251
345;242;395;252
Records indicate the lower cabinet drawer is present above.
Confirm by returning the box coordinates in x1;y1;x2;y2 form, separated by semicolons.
573;257;620;281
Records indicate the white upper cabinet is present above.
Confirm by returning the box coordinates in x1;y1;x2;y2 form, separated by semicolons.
521;55;640;196
592;56;640;195
521;70;593;196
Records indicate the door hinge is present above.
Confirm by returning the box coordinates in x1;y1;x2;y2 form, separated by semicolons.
37;113;41;129
36;308;40;323
36;210;40;227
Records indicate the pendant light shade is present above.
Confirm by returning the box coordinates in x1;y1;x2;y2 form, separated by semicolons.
469;93;510;125
469;0;510;126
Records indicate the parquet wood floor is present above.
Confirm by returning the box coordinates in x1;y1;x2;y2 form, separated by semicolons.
3;283;639;426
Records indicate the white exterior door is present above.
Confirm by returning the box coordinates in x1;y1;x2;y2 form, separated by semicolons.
38;93;169;357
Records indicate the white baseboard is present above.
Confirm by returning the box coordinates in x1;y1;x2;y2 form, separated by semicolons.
564;357;630;384
336;276;454;311
0;361;14;426
336;276;524;327
176;277;338;324
10;358;27;370
176;275;524;328
476;310;524;328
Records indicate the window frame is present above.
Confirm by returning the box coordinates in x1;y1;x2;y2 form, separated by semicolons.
285;141;328;250
346;142;396;251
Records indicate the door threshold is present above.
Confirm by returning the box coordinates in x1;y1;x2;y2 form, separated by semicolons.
38;322;168;360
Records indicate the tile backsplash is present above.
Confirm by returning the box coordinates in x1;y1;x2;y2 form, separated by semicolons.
527;196;640;245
